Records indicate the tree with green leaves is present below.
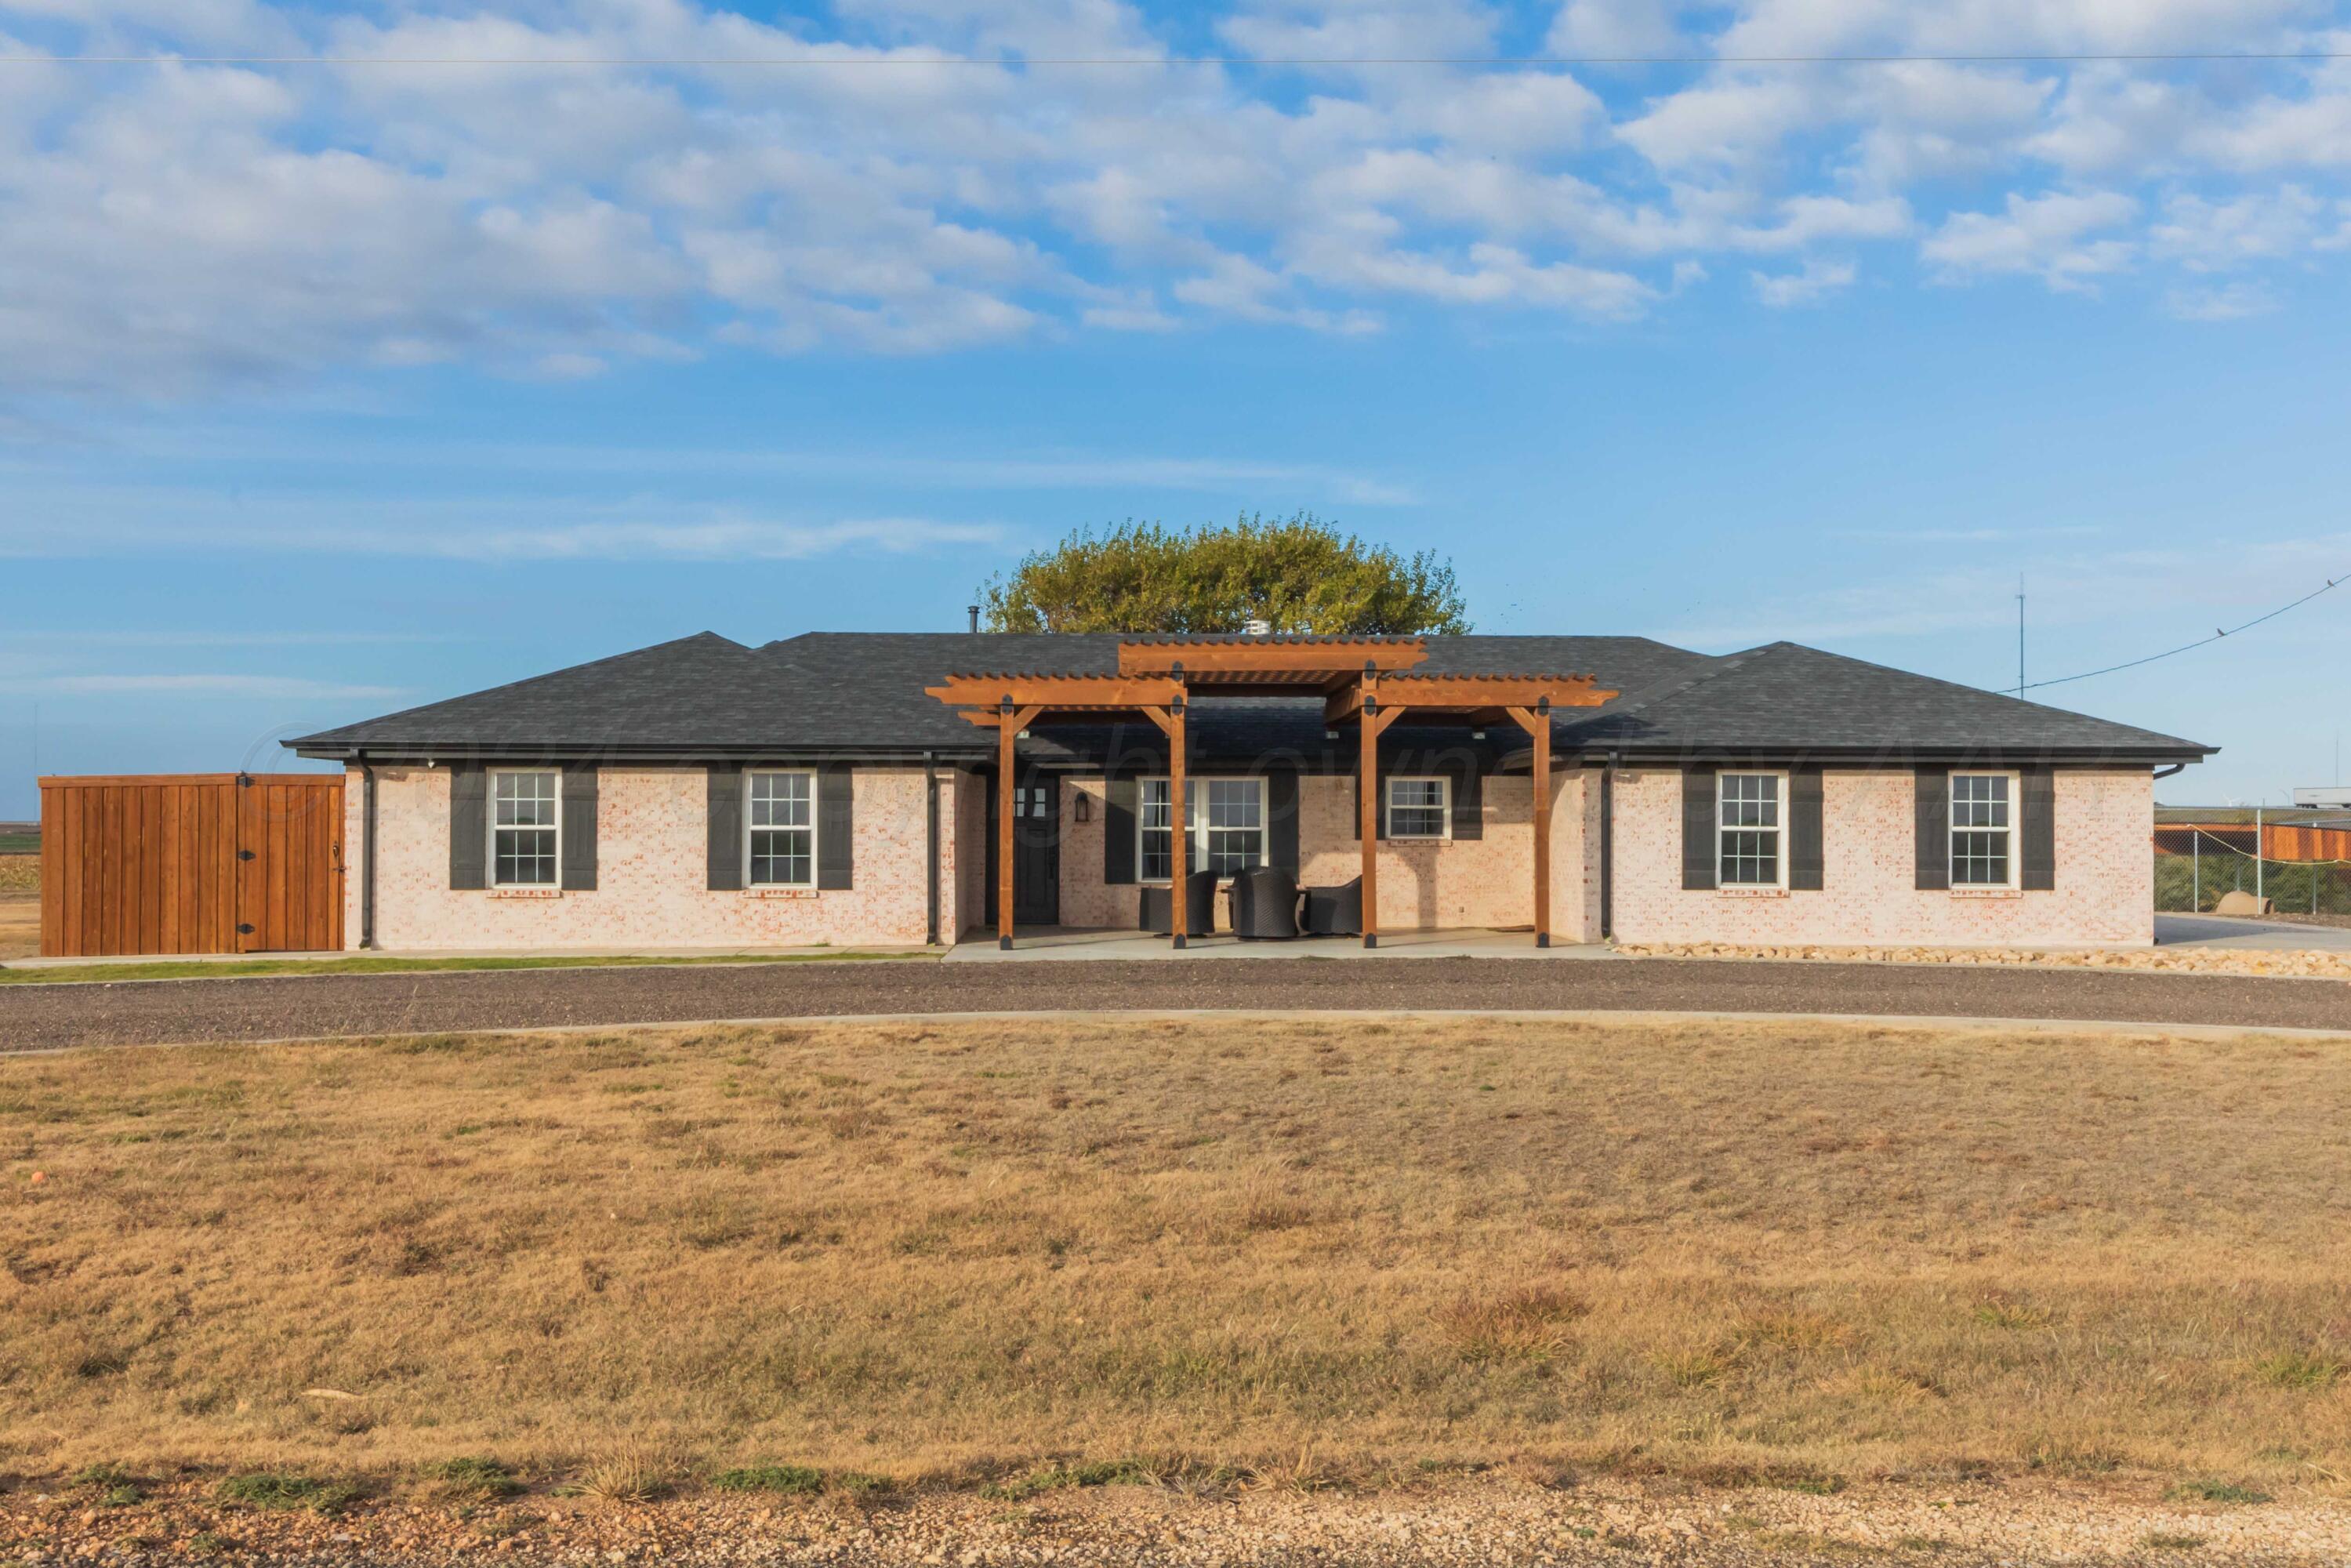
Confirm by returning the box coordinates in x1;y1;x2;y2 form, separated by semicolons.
978;514;1471;635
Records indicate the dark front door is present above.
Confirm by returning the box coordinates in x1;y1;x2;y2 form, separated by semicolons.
1011;775;1060;926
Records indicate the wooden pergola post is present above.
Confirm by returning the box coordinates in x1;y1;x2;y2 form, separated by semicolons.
996;699;1016;950
995;700;1042;950
1359;688;1379;949
1507;698;1554;948
1169;694;1188;949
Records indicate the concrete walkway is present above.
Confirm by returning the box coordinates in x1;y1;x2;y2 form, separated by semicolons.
2154;913;2351;951
943;926;1616;961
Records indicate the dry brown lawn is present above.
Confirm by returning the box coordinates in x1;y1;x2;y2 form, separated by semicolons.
3;1014;2349;1500
0;855;37;960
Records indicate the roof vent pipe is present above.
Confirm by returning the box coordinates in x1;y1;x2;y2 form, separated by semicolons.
1243;617;1273;637
967;605;980;633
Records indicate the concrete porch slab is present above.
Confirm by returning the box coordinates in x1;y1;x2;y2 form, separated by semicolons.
943;927;1620;961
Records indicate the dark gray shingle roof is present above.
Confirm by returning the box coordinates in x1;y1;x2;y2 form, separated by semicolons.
1557;641;2209;759
288;631;2211;763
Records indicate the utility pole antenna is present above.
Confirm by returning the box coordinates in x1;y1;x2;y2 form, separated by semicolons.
2015;574;2026;699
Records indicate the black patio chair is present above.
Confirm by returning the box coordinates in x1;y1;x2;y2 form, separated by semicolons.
1300;875;1362;937
1228;865;1301;940
1138;868;1219;937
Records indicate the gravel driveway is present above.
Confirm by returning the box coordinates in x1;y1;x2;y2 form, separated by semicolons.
5;955;2350;1052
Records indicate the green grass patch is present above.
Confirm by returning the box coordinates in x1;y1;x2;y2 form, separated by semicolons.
0;949;935;986
710;1464;825;1495
73;1463;143;1507
421;1457;521;1499
215;1473;357;1512
2164;1479;2272;1504
2254;1349;2346;1390
0;835;38;855
984;1458;1152;1501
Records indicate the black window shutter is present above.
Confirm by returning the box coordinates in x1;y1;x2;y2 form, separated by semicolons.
1440;750;1483;840
1681;764;1716;890
561;767;598;891
818;765;854;890
448;763;487;890
1267;768;1301;877
706;766;743;891
2020;765;2055;891
1105;778;1138;884
1914;768;1950;890
1788;765;1823;891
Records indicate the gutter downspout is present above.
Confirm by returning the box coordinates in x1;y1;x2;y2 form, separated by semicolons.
923;750;940;948
1599;750;1617;941
357;755;377;950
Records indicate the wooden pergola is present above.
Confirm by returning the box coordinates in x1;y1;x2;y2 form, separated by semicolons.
927;637;1616;949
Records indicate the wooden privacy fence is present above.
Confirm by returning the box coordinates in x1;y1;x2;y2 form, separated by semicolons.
39;774;345;957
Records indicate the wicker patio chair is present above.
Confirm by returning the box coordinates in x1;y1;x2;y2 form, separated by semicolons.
1229;865;1301;940
1138;869;1219;937
1300;875;1362;937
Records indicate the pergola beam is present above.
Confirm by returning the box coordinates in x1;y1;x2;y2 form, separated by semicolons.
1119;639;1428;677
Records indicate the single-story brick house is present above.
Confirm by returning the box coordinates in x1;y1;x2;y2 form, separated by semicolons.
287;630;2211;952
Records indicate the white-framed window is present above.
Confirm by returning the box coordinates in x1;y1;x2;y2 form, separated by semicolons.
1950;771;2017;887
1717;771;1785;887
747;769;817;888
1138;776;1267;880
1385;775;1451;839
492;769;560;887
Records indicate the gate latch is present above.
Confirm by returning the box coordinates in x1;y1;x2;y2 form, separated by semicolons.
237;849;256;862
236;923;256;935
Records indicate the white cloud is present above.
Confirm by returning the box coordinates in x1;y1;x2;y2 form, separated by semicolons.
2164;280;2280;320
2;0;2349;401
1751;257;1856;307
2150;187;2326;270
1922;191;2139;290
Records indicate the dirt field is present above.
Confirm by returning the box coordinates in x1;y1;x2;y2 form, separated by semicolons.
0;852;36;960
5;1013;2349;1518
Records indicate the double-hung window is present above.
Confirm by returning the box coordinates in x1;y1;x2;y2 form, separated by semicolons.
747;770;816;887
1950;771;2015;887
1717;771;1784;887
492;770;560;887
1138;777;1267;880
1385;776;1450;839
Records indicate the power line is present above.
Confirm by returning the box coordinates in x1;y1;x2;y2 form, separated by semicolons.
2019;571;2349;692
1;50;2347;67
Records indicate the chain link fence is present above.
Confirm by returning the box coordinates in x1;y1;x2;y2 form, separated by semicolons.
2154;830;2351;918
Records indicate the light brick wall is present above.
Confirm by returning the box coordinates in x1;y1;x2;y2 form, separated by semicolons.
345;760;2151;951
350;764;938;951
1609;767;2154;946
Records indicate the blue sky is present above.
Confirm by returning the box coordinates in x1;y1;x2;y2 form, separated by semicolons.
5;0;2351;817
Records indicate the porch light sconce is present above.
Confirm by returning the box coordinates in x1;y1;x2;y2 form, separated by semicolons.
1471;728;1487;741
1074;793;1092;823
1324;728;1338;741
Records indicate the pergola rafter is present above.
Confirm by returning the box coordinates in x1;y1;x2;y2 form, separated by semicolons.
925;642;1616;950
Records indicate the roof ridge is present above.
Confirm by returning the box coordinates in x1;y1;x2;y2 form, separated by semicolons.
1606;644;1769;717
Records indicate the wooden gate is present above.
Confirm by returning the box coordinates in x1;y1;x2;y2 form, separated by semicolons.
39;774;344;957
